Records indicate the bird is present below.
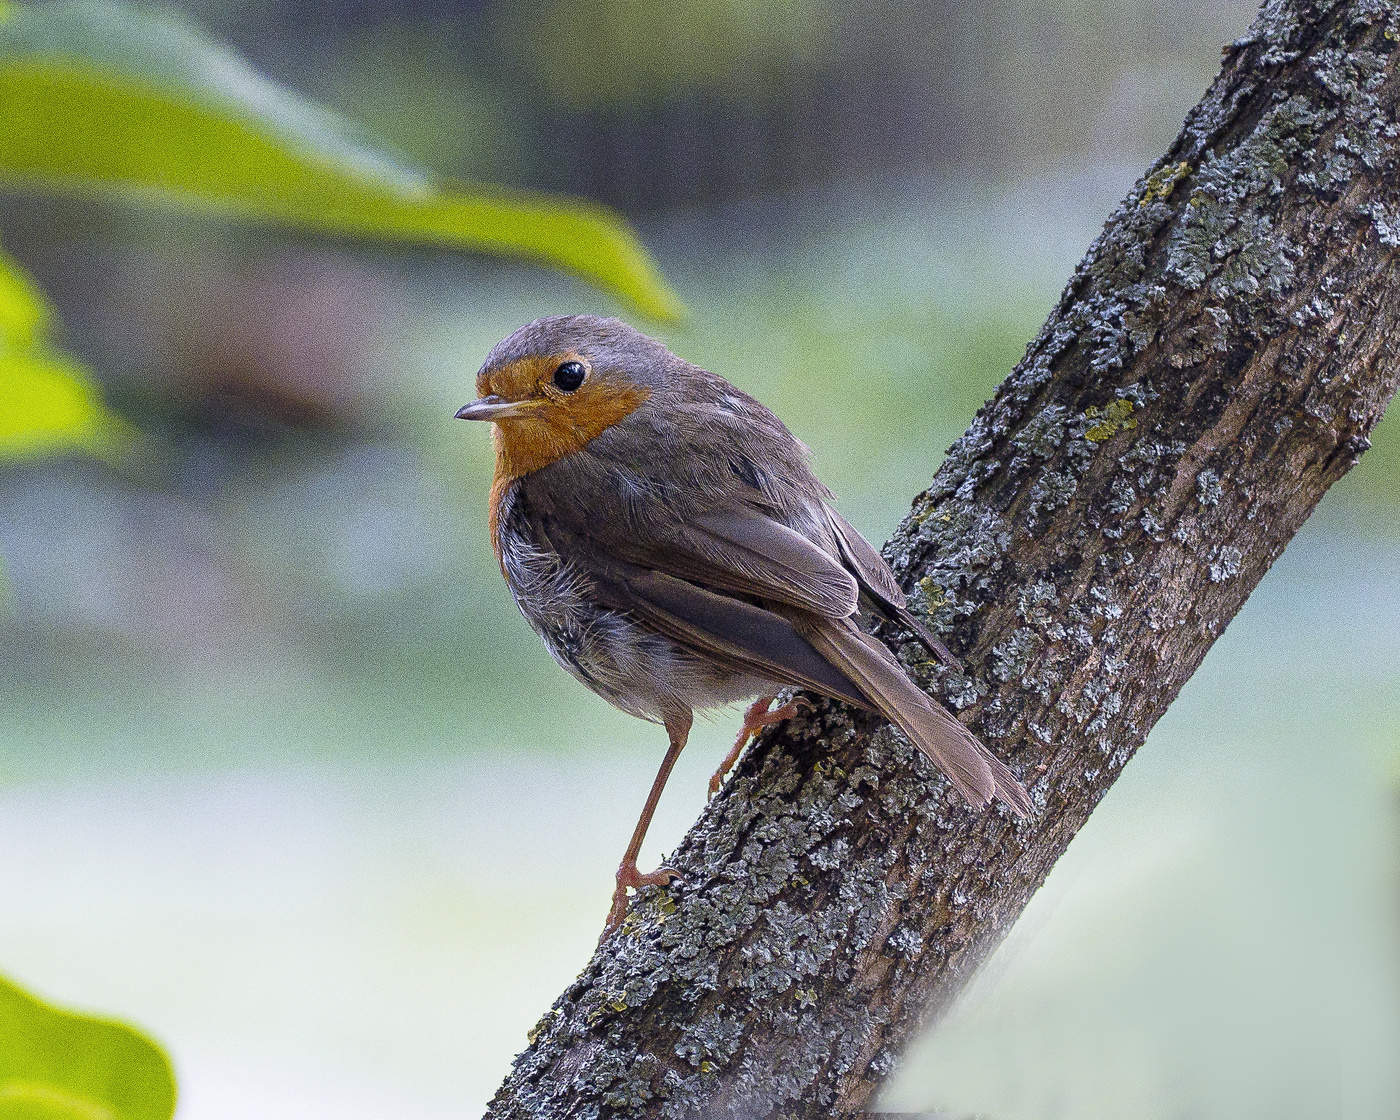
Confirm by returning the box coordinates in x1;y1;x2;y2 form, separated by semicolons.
455;315;1031;937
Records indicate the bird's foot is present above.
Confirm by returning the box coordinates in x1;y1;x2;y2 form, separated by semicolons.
707;695;814;799
601;861;680;940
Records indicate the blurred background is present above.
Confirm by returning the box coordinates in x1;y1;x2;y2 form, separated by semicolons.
1;0;1397;1117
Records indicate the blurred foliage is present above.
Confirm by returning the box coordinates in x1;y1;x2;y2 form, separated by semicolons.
323;28;521;184
0;237;46;346
497;0;838;107
0;0;681;319
0;351;121;459
0;241;129;459
0;972;175;1120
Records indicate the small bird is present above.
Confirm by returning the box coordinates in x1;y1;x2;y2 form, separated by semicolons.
456;316;1030;937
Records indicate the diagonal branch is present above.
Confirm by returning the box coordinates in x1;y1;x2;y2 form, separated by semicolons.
485;2;1400;1117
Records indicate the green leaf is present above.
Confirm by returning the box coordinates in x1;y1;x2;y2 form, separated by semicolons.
0;349;132;459
0;972;176;1120
0;0;683;320
0;240;131;460
0;239;50;349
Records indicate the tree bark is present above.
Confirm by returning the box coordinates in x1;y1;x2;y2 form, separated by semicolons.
485;2;1400;1117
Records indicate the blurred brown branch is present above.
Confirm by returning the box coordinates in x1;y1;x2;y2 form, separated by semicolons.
485;1;1400;1116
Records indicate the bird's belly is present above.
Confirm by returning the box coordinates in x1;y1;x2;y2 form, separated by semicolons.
505;548;771;722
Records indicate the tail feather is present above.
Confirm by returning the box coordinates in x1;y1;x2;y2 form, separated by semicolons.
887;602;962;670
801;618;1031;816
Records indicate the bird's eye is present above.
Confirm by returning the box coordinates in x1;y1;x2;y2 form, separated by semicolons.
552;361;587;392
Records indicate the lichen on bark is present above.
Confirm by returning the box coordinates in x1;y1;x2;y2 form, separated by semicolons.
486;3;1400;1117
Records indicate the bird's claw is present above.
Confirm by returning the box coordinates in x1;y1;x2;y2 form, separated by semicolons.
708;695;816;800
617;863;679;889
600;863;680;941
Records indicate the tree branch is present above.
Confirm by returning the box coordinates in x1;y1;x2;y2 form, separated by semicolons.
486;2;1400;1116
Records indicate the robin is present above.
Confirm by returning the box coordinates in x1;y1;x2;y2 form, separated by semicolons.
455;315;1030;937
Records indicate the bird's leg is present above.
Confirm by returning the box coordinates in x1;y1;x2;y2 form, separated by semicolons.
708;694;813;799
602;710;692;940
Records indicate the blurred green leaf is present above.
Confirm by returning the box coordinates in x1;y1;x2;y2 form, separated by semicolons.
0;972;175;1120
0;348;130;459
0;241;131;460
0;0;682;320
0;240;50;348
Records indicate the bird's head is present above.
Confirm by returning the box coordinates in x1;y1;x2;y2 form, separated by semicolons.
456;315;674;480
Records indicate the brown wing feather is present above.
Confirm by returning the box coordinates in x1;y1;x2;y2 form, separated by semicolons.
825;506;961;669
613;507;860;620
826;507;905;605
583;554;873;710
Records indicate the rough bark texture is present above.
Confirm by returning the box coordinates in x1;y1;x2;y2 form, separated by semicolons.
486;3;1400;1117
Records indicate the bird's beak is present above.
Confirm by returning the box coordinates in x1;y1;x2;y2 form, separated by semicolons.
454;395;534;422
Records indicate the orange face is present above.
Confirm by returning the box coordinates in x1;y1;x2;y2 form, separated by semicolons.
459;351;651;482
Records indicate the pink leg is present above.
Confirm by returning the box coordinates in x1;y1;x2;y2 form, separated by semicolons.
708;694;812;799
601;711;692;940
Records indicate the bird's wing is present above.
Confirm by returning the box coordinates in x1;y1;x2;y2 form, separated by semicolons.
582;550;872;709
609;505;862;621
824;506;962;668
825;507;905;605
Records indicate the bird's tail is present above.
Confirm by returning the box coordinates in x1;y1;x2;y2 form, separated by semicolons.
800;618;1032;816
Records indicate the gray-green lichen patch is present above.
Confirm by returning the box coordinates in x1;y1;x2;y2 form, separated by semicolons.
1025;468;1080;523
904;501;1013;619
1016;579;1060;625
1361;200;1400;246
1139;160;1193;206
884;923;924;959
991;628;1039;683
1085;398;1140;442
1139;508;1167;539
942;672;983;711
1213;215;1300;303
1104;476;1138;517
1209;544;1244;582
1010;403;1070;461
1196;469;1224;506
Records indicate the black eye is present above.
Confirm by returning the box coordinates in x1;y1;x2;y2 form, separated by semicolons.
552;361;586;392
